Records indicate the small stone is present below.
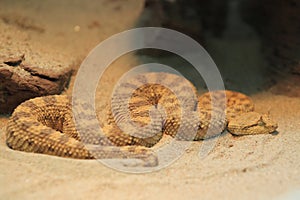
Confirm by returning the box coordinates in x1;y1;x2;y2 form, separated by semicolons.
74;25;81;32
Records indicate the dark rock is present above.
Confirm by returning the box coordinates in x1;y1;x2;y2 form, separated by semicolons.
0;22;73;114
0;58;72;114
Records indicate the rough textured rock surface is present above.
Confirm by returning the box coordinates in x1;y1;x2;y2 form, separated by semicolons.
0;22;73;114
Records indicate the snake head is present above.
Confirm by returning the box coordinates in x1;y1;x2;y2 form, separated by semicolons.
227;112;278;135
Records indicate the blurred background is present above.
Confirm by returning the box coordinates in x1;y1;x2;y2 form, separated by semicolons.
138;0;300;95
0;0;299;114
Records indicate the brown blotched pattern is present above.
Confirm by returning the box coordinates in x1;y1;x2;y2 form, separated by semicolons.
6;72;278;167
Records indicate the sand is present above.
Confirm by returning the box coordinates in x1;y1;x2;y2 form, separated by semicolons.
0;0;300;199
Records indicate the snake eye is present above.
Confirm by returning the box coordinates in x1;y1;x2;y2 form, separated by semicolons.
257;117;266;126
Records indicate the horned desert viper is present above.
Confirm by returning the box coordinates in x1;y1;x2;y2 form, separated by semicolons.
6;72;278;167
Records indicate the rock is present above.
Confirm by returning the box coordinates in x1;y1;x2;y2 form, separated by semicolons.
0;21;73;114
0;59;73;114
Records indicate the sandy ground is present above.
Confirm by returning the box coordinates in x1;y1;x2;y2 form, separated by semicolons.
0;0;300;199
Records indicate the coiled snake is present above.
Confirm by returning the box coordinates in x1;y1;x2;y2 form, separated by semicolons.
6;72;278;167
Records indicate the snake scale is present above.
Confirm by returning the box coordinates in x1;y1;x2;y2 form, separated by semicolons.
6;72;278;167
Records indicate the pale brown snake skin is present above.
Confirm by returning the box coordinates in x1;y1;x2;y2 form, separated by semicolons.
6;72;278;167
